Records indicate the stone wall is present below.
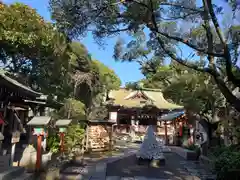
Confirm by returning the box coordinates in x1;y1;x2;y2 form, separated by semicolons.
88;125;111;151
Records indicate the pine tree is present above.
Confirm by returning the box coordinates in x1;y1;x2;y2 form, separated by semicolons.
137;125;164;160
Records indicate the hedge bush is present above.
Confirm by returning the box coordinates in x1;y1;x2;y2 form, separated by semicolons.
212;145;240;180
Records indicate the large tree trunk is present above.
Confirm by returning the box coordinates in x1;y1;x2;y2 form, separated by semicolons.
213;76;240;112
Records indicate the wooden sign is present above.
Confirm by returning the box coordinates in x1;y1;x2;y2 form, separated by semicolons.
33;128;45;136
59;127;66;133
11;131;20;143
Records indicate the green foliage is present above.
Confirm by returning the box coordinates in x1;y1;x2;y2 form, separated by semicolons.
185;144;200;151
49;0;240;112
132;60;224;123
93;60;121;91
68;41;92;73
64;124;85;157
67;42;120;117
47;132;60;153
0;2;70;99
213;145;240;180
57;98;86;121
0;1;121;117
210;145;240;158
0;3;52;55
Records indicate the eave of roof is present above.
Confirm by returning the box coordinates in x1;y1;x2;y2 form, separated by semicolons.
0;69;41;97
27;116;51;126
160;111;185;121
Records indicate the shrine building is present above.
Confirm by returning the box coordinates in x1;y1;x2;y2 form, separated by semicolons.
107;87;187;144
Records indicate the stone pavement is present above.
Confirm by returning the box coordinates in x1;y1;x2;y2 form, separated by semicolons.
106;152;216;180
59;144;137;180
59;142;216;180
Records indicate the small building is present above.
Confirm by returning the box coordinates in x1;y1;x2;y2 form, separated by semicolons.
106;87;186;144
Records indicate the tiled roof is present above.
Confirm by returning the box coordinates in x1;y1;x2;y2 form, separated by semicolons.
108;88;183;110
0;69;41;96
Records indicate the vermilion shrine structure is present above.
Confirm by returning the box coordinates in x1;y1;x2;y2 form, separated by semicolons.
107;87;187;145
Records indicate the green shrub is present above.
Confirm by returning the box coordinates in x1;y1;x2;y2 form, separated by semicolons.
212;145;240;180
210;145;239;158
214;150;240;180
185;144;200;151
47;132;60;153
64;124;85;157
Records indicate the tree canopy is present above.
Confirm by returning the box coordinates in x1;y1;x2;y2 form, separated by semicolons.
0;2;121;121
0;2;69;99
49;0;240;111
92;60;121;91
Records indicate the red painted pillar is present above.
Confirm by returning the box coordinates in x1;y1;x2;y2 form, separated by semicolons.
164;121;168;145
36;135;42;172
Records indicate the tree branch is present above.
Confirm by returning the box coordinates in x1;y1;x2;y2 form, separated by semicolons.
206;0;240;87
159;11;200;21
213;75;240;112
159;2;203;12
131;0;203;12
148;0;215;75
149;0;240;112
130;0;224;57
155;30;224;57
202;0;215;67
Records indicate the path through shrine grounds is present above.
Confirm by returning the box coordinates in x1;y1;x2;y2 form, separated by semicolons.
106;151;216;180
58;139;216;180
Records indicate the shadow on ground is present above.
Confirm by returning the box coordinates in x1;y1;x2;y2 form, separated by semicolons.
106;152;212;180
59;146;131;179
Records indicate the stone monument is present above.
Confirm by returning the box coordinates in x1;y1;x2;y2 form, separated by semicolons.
136;125;165;166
